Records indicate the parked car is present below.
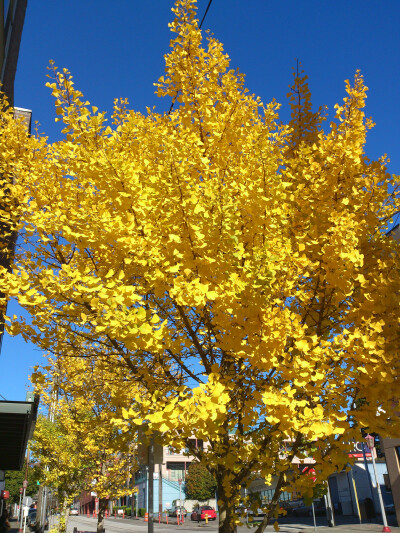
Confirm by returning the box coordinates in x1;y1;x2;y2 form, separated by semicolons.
27;509;37;529
292;499;326;517
168;505;187;517
191;505;217;521
247;507;265;517
70;509;79;516
27;510;49;532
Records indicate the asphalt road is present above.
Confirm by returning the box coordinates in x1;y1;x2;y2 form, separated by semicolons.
65;515;400;533
66;515;312;533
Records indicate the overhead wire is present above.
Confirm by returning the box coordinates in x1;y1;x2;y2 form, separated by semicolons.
168;0;214;115
200;0;213;29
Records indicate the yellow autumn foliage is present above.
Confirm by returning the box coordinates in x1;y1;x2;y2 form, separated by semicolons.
0;1;399;531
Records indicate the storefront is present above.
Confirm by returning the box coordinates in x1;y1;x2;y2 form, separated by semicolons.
0;395;38;471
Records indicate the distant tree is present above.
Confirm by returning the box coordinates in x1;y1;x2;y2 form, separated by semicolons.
185;463;217;501
5;467;39;504
31;357;138;533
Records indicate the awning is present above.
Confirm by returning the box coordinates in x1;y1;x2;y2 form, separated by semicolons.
0;397;38;470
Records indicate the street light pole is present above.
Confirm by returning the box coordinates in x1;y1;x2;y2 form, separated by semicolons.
148;434;154;533
18;488;23;522
178;478;182;521
365;434;391;533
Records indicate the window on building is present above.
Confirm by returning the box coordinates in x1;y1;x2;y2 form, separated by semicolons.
185;439;204;454
167;461;186;481
167;447;183;456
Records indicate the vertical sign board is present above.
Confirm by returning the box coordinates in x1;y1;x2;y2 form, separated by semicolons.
348;441;374;458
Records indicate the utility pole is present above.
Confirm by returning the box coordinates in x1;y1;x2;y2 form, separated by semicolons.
148;435;154;533
158;463;163;518
36;381;58;533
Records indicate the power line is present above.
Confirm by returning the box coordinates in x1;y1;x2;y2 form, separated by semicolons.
168;0;215;116
200;0;213;29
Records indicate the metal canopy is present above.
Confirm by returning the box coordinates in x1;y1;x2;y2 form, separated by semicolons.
0;398;38;470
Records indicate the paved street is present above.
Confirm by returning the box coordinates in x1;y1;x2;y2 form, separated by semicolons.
62;515;400;533
7;513;400;533
7;515;400;533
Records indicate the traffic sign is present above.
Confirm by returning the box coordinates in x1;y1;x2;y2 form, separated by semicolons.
23;496;33;507
308;468;317;482
23;480;28;489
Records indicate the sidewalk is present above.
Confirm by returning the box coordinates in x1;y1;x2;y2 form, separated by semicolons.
9;518;21;533
299;525;400;533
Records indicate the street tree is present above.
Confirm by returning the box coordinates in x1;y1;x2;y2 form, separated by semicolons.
0;1;400;532
31;358;137;533
185;462;217;502
4;467;39;505
31;414;85;533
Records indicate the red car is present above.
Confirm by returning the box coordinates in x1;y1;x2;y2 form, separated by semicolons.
191;505;217;521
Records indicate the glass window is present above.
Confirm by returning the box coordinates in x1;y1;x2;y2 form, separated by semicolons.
167;461;186;481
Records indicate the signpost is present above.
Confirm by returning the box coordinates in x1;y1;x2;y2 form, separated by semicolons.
365;434;391;533
22;496;33;507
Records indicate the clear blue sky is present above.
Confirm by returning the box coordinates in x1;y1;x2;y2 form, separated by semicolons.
1;0;399;401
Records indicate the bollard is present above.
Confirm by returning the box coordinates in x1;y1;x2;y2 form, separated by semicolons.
123;511;125;519
166;512;168;525
181;511;184;524
177;510;180;526
158;512;161;524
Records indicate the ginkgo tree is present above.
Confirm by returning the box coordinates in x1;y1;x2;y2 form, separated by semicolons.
31;356;138;533
1;0;400;532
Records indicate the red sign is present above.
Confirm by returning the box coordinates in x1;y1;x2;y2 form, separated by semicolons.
308;468;317;482
299;465;317;483
1;490;10;499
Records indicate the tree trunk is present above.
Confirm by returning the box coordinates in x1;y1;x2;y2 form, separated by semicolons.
96;498;108;533
216;468;237;533
58;496;69;533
